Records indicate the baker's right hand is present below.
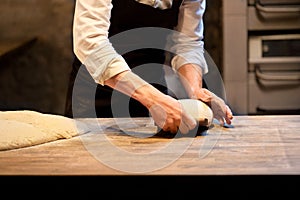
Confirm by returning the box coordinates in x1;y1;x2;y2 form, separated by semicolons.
148;94;197;134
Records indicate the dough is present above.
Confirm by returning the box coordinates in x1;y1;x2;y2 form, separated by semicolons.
0;110;86;151
178;99;213;127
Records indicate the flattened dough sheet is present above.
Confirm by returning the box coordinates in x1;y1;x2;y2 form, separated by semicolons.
0;110;88;151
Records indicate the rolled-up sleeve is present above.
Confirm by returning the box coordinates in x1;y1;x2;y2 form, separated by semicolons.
169;0;208;74
73;0;130;85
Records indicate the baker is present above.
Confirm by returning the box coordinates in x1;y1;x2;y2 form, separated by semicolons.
64;0;233;134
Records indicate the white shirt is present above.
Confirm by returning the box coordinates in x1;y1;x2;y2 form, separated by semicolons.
73;0;208;85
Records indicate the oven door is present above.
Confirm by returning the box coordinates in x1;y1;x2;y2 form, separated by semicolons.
248;34;300;114
248;0;300;30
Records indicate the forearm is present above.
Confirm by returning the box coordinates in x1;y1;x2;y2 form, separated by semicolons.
104;69;199;134
177;63;203;98
177;63;212;103
104;70;165;109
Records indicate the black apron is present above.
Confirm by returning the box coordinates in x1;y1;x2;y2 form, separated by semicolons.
65;0;183;118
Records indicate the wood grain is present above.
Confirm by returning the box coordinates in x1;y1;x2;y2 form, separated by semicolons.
0;115;299;175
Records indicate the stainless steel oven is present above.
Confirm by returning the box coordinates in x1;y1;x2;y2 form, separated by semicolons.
247;0;300;114
248;0;300;31
222;0;300;115
248;34;300;114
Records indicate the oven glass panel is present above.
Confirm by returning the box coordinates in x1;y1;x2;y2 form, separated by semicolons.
262;39;300;57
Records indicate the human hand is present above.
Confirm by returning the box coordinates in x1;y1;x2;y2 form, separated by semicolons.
196;89;233;126
177;64;233;126
105;71;197;134
209;92;233;126
148;94;197;134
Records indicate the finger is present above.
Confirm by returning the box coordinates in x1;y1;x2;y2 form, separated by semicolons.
162;119;170;132
217;117;225;126
225;117;232;125
168;124;179;134
225;106;233;124
179;120;190;134
163;119;178;134
227;106;233;119
182;113;197;130
149;104;167;130
162;126;170;132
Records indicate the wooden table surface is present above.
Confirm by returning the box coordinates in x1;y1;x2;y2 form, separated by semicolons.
0;115;299;175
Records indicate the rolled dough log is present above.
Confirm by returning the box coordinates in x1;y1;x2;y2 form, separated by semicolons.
0;110;86;151
178;99;213;127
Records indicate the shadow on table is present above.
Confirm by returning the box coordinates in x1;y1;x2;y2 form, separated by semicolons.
152;125;210;139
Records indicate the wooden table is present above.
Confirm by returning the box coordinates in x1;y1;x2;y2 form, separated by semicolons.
0;115;299;175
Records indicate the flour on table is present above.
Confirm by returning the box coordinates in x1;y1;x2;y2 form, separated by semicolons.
0;110;88;151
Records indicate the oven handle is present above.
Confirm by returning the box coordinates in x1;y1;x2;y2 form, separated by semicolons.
255;0;300;13
249;57;300;64
255;66;300;82
256;107;300;115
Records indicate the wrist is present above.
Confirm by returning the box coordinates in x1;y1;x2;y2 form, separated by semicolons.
132;84;165;109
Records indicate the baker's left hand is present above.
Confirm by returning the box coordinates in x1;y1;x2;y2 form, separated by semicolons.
191;88;233;126
177;64;233;126
208;91;233;126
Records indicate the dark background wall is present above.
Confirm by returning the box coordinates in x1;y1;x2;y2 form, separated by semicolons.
205;0;223;74
0;0;223;116
0;0;75;115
